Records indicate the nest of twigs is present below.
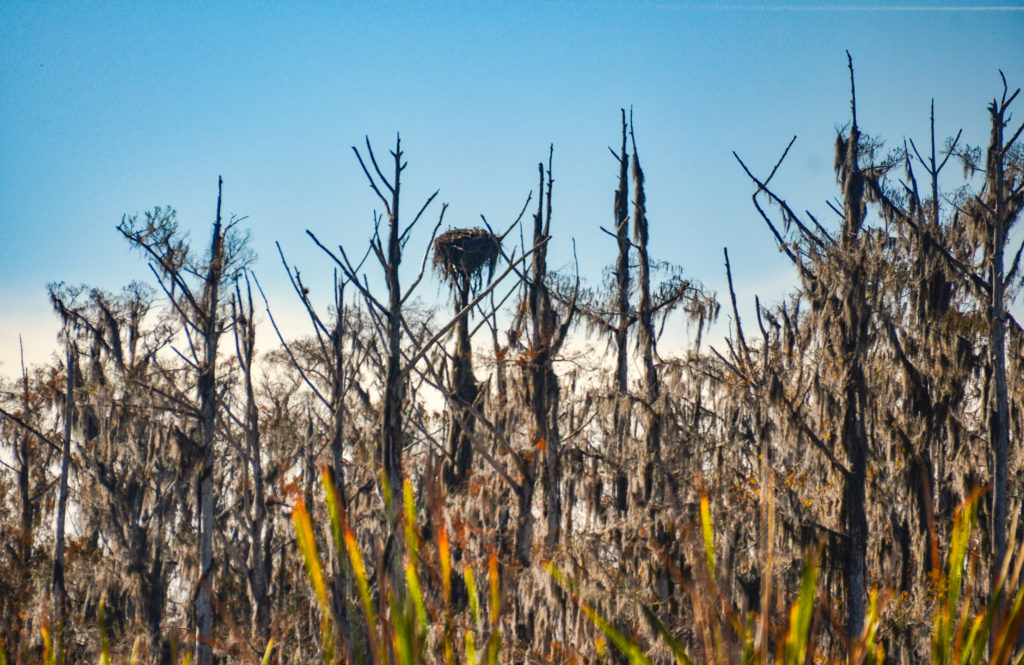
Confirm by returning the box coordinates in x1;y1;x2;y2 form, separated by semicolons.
433;227;501;285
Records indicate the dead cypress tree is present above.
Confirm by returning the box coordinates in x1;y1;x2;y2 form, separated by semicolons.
51;341;74;652
833;55;871;640
734;54;878;641
230;276;272;641
522;147;576;552
118;180;251;665
630;119;660;503
434;227;501;487
977;74;1024;591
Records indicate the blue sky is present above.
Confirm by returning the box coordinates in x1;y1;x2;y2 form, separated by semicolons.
2;1;1022;369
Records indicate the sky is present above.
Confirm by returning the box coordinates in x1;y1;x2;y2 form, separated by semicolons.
2;1;1022;372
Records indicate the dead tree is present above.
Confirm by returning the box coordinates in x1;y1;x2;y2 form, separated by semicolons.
118;179;250;665
49;281;180;663
51;342;75;649
576;114;717;512
257;247;373;656
976;75;1024;582
735;54;878;641
229;276;272;641
522;147;577;552
433;227;501;487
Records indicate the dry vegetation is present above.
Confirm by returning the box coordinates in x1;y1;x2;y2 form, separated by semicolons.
2;61;1024;665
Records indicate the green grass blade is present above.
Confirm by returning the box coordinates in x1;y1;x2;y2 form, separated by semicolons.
343;524;380;662
640;604;696;665
320;467;348;569
402;479;428;635
993;583;1024;665
547;563;653;665
465;566;481;629
784;549;819;665
406;561;428;634
863;587;880;664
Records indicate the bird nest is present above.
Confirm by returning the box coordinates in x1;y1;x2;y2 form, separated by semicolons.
433;227;501;284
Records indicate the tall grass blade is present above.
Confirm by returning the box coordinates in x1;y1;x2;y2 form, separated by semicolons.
487;552;501;665
783;548;819;665
933;490;981;665
439;519;454;665
128;636;140;665
465;567;481;629
260;637;275;665
403;479;428;634
41;625;53;665
291;498;338;665
292;499;329;612
465;630;479;665
344;524;379;663
547;562;653;665
640;603;696;665
700;492;716;582
98;597;112;665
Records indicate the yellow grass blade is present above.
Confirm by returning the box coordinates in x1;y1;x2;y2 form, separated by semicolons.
700;493;716;581
98;597;112;665
465;630;478;665
260;637;275;665
344;524;380;662
292;499;329;612
129;636;141;665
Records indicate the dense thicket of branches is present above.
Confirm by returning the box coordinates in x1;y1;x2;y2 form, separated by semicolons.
2;67;1023;664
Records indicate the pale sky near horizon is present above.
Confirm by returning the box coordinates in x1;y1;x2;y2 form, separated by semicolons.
2;1;1022;372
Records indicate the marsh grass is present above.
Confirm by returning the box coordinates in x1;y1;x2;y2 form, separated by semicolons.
6;481;1022;664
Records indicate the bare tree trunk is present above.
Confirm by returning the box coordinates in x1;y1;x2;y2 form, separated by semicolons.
612;111;631;515
837;55;869;641
327;283;356;658
982;77;1023;602
381;140;405;501
52;344;73;647
196;178;226;665
613;109;631;395
524;151;571;552
445;276;479;487
631;125;661;504
233;279;271;642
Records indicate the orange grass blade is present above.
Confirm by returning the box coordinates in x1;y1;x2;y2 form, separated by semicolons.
488;552;501;665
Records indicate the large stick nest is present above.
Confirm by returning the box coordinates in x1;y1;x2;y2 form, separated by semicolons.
433;227;501;286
